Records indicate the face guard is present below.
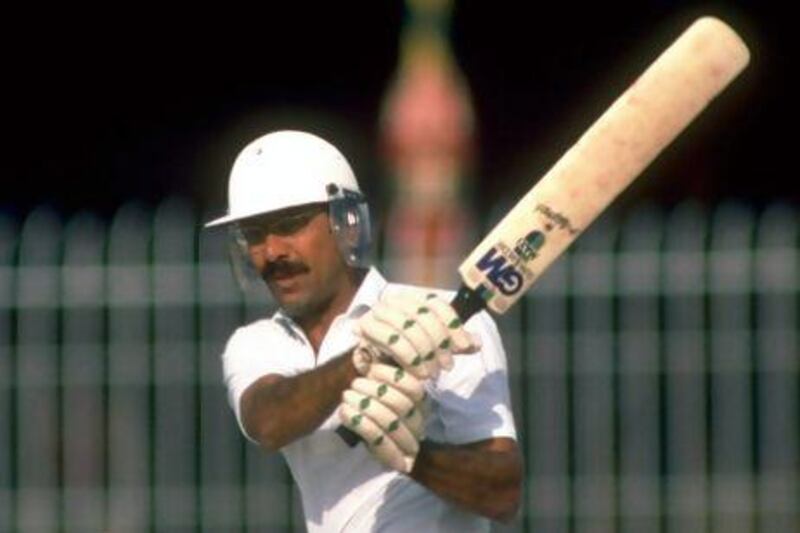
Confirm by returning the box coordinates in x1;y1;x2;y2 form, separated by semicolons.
226;184;372;291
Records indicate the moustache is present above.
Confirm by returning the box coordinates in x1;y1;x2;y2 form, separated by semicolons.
261;260;310;281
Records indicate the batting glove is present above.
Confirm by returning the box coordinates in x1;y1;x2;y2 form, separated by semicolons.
338;363;427;473
353;291;481;380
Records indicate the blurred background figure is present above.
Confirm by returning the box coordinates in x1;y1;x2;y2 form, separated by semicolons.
379;0;478;288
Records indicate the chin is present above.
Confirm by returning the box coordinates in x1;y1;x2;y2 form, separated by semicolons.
278;295;315;319
279;301;307;319
281;293;333;322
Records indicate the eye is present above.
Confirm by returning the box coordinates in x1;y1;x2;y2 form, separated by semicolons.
237;205;324;243
271;208;324;235
240;226;266;245
271;213;312;236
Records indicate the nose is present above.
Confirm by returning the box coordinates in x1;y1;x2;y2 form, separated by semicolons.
256;232;292;262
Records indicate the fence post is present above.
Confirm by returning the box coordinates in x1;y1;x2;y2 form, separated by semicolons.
107;203;153;531
754;204;799;531
525;229;571;532
0;214;17;532
197;218;248;531
151;198;199;530
15;208;62;531
663;202;708;533
709;203;755;533
570;216;617;532
61;212;106;532
617;206;663;532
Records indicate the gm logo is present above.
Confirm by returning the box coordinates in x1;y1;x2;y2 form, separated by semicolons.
476;247;524;296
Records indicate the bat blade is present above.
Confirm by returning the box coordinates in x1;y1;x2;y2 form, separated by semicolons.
457;16;749;315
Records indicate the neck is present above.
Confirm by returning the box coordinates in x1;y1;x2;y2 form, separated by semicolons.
298;267;367;353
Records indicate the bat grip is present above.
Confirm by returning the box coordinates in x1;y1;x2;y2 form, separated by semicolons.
449;283;488;322
335;424;362;447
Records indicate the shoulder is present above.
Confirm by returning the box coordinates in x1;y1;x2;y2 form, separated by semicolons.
221;315;312;378
225;316;298;352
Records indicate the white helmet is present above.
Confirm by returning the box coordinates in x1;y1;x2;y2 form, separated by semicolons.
205;130;362;227
206;130;373;283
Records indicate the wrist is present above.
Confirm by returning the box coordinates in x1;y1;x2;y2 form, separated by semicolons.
408;439;437;480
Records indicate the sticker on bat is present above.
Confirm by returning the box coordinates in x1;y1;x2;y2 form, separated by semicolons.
513;230;546;262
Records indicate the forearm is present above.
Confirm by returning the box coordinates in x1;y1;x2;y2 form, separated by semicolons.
409;438;523;523
241;351;358;451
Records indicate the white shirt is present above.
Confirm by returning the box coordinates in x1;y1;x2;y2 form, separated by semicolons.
221;268;517;532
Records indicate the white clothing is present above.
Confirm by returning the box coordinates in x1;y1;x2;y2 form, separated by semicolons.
221;268;517;532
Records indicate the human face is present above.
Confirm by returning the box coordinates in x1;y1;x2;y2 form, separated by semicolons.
239;203;353;320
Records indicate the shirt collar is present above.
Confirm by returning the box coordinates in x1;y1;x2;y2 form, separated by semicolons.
343;266;387;319
272;266;387;335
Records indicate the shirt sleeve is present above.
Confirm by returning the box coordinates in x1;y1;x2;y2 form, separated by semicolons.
221;321;306;440
428;311;518;444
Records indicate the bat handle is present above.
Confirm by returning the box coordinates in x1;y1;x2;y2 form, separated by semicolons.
335;425;362;447
449;283;488;322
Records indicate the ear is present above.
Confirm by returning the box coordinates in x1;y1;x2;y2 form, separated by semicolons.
341;205;363;247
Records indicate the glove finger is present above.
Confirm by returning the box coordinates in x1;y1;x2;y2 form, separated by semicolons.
339;402;383;443
342;391;419;456
379;294;449;375
433;348;454;373
382;293;454;372
403;403;425;440
371;301;440;379
367;363;426;404
357;313;433;379
371;300;438;362
356;367;428;441
422;293;482;354
339;404;412;472
351;377;415;418
351;377;424;439
381;293;450;346
353;373;426;439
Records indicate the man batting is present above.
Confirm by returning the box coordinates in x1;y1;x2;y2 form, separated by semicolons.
206;130;522;531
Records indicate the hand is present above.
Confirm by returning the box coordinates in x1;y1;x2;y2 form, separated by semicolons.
353;291;481;379
338;363;427;473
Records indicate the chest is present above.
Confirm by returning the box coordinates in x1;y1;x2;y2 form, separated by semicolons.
281;315;359;369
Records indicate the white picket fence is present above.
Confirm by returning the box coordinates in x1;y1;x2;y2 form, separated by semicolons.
0;200;797;532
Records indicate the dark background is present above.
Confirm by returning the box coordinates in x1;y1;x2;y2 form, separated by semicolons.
3;1;793;222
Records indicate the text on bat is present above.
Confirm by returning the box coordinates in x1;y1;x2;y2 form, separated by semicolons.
534;204;580;235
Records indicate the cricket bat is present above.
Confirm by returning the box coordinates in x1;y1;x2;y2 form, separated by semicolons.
337;16;749;446
449;16;749;320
